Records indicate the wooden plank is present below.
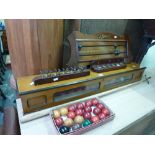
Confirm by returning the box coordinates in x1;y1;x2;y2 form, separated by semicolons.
79;53;127;61
78;41;126;46
5;19;32;77
80;46;126;55
37;19;64;70
5;19;64;78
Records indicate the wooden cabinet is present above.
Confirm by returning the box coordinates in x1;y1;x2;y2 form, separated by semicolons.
5;19;64;78
17;63;145;114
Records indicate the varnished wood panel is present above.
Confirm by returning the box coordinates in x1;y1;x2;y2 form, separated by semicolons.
79;46;126;55
21;79;101;113
17;63;140;94
79;53;126;61
66;31;128;66
5;20;40;77
5;19;64;78
37;20;64;70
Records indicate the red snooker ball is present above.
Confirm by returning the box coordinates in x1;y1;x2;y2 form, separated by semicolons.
85;100;93;107
91;116;100;123
93;107;101;115
77;103;84;109
102;108;110;116
67;111;76;119
54;117;64;126
91;98;99;106
83;112;91;119
84;106;92;113
97;103;105;110
68;104;77;112
98;113;106;120
75;109;83;116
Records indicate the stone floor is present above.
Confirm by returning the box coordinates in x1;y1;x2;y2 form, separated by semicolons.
0;68;17;125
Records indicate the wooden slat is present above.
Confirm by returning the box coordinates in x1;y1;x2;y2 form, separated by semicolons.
79;53;127;61
79;46;126;55
78;62;91;67
78;41;126;46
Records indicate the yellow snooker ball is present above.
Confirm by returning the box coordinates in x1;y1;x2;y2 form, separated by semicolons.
53;110;61;118
60;107;68;116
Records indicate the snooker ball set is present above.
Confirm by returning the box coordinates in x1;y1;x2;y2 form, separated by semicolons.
50;98;115;135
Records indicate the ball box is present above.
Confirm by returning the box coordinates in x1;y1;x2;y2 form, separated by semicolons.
49;97;115;135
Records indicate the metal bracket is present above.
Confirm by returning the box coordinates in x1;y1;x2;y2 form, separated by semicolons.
114;44;120;56
143;74;151;84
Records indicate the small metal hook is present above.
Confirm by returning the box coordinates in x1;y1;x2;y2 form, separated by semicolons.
143;74;151;84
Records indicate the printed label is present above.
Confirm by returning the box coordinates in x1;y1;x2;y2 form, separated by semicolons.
98;74;104;77
53;77;59;81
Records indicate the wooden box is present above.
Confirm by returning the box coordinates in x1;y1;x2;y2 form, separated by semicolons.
17;63;145;114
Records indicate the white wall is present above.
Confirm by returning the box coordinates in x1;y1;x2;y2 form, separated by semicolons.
140;44;155;68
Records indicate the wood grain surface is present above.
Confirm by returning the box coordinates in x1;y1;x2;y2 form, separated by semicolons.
17;63;140;94
5;19;64;78
17;63;145;114
66;31;128;66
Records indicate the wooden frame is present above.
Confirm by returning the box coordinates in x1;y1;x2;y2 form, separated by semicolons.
65;31;128;67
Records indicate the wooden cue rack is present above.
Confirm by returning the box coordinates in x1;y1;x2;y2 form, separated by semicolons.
17;31;146;114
